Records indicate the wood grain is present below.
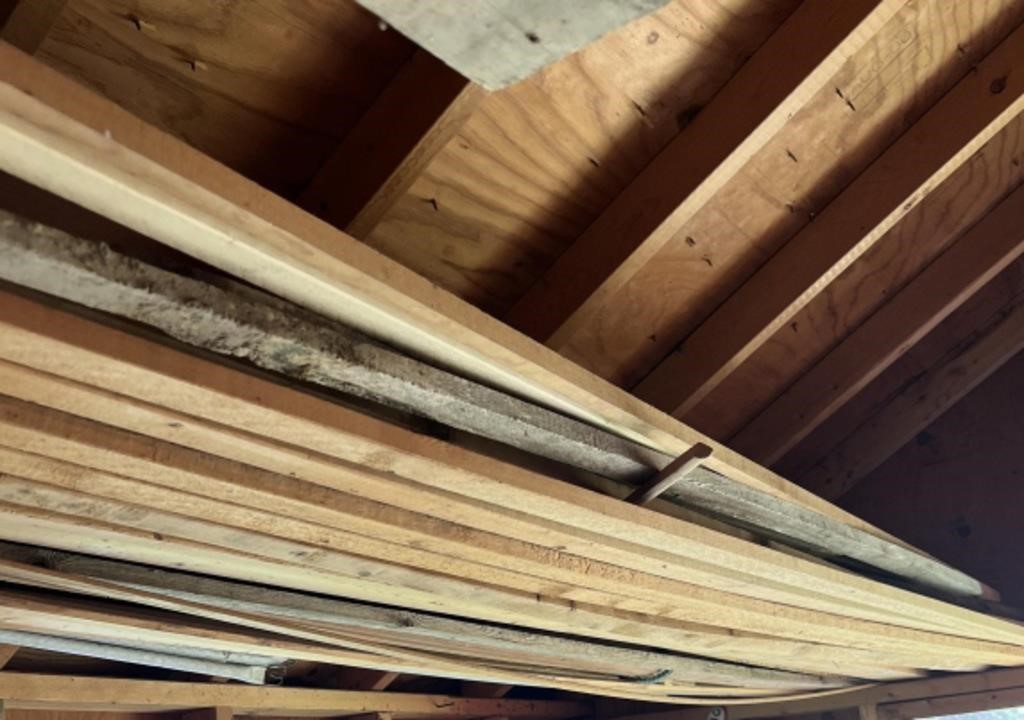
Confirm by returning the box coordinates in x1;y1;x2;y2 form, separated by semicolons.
0;43;918;553
504;0;903;345
731;177;1024;465
300;49;484;239
632;7;1024;418
1;0;66;52
781;257;1024;481
562;0;1024;389
799;262;1024;499
362;0;799;313
691;112;1024;442
34;0;414;195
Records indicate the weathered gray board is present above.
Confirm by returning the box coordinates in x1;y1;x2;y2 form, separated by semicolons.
0;542;836;689
0;210;983;599
356;0;670;89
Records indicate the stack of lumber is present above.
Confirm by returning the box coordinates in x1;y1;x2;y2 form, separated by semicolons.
0;43;1023;705
0;283;1023;701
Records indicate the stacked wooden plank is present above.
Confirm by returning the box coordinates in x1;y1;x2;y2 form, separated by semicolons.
0;41;1023;706
0;285;1022;700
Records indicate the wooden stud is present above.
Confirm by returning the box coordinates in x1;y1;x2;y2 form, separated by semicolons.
634;22;1024;419
0;293;1014;655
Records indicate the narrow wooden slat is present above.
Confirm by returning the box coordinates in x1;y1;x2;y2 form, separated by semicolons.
0;672;589;717
634;21;1024;418
800;278;1024;500
299;49;484;238
732;182;1024;465
504;0;903;345
0;40;922;547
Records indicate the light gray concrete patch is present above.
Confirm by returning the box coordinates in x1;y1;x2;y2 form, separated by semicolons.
356;0;670;89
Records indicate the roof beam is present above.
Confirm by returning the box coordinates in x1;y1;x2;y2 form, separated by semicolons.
299;49;483;239
0;673;586;718
800;270;1024;500
634;21;1024;418
731;182;1024;466
503;0;905;345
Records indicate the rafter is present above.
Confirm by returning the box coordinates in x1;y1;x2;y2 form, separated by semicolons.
300;49;483;239
503;0;905;345
634;20;1024;419
799;274;1024;500
732;182;1024;466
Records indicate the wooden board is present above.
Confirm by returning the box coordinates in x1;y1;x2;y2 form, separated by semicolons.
0;41;924;562
361;0;799;313
34;0;415;195
632;8;1024;416
555;1;1024;390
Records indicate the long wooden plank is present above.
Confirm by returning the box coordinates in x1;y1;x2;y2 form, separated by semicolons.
0;672;589;717
0;356;942;644
732;182;1024;465
0;293;1013;648
0;404;1012;673
0;207;982;598
799;275;1024;500
0;544;844;692
299;49;484;238
634;20;1024;418
0;40;923;548
615;667;1024;720
504;0;902;345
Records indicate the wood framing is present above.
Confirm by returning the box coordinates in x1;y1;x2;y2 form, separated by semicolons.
300;49;484;238
504;0;903;345
634;21;1024;418
732;182;1024;465
800;277;1024;500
